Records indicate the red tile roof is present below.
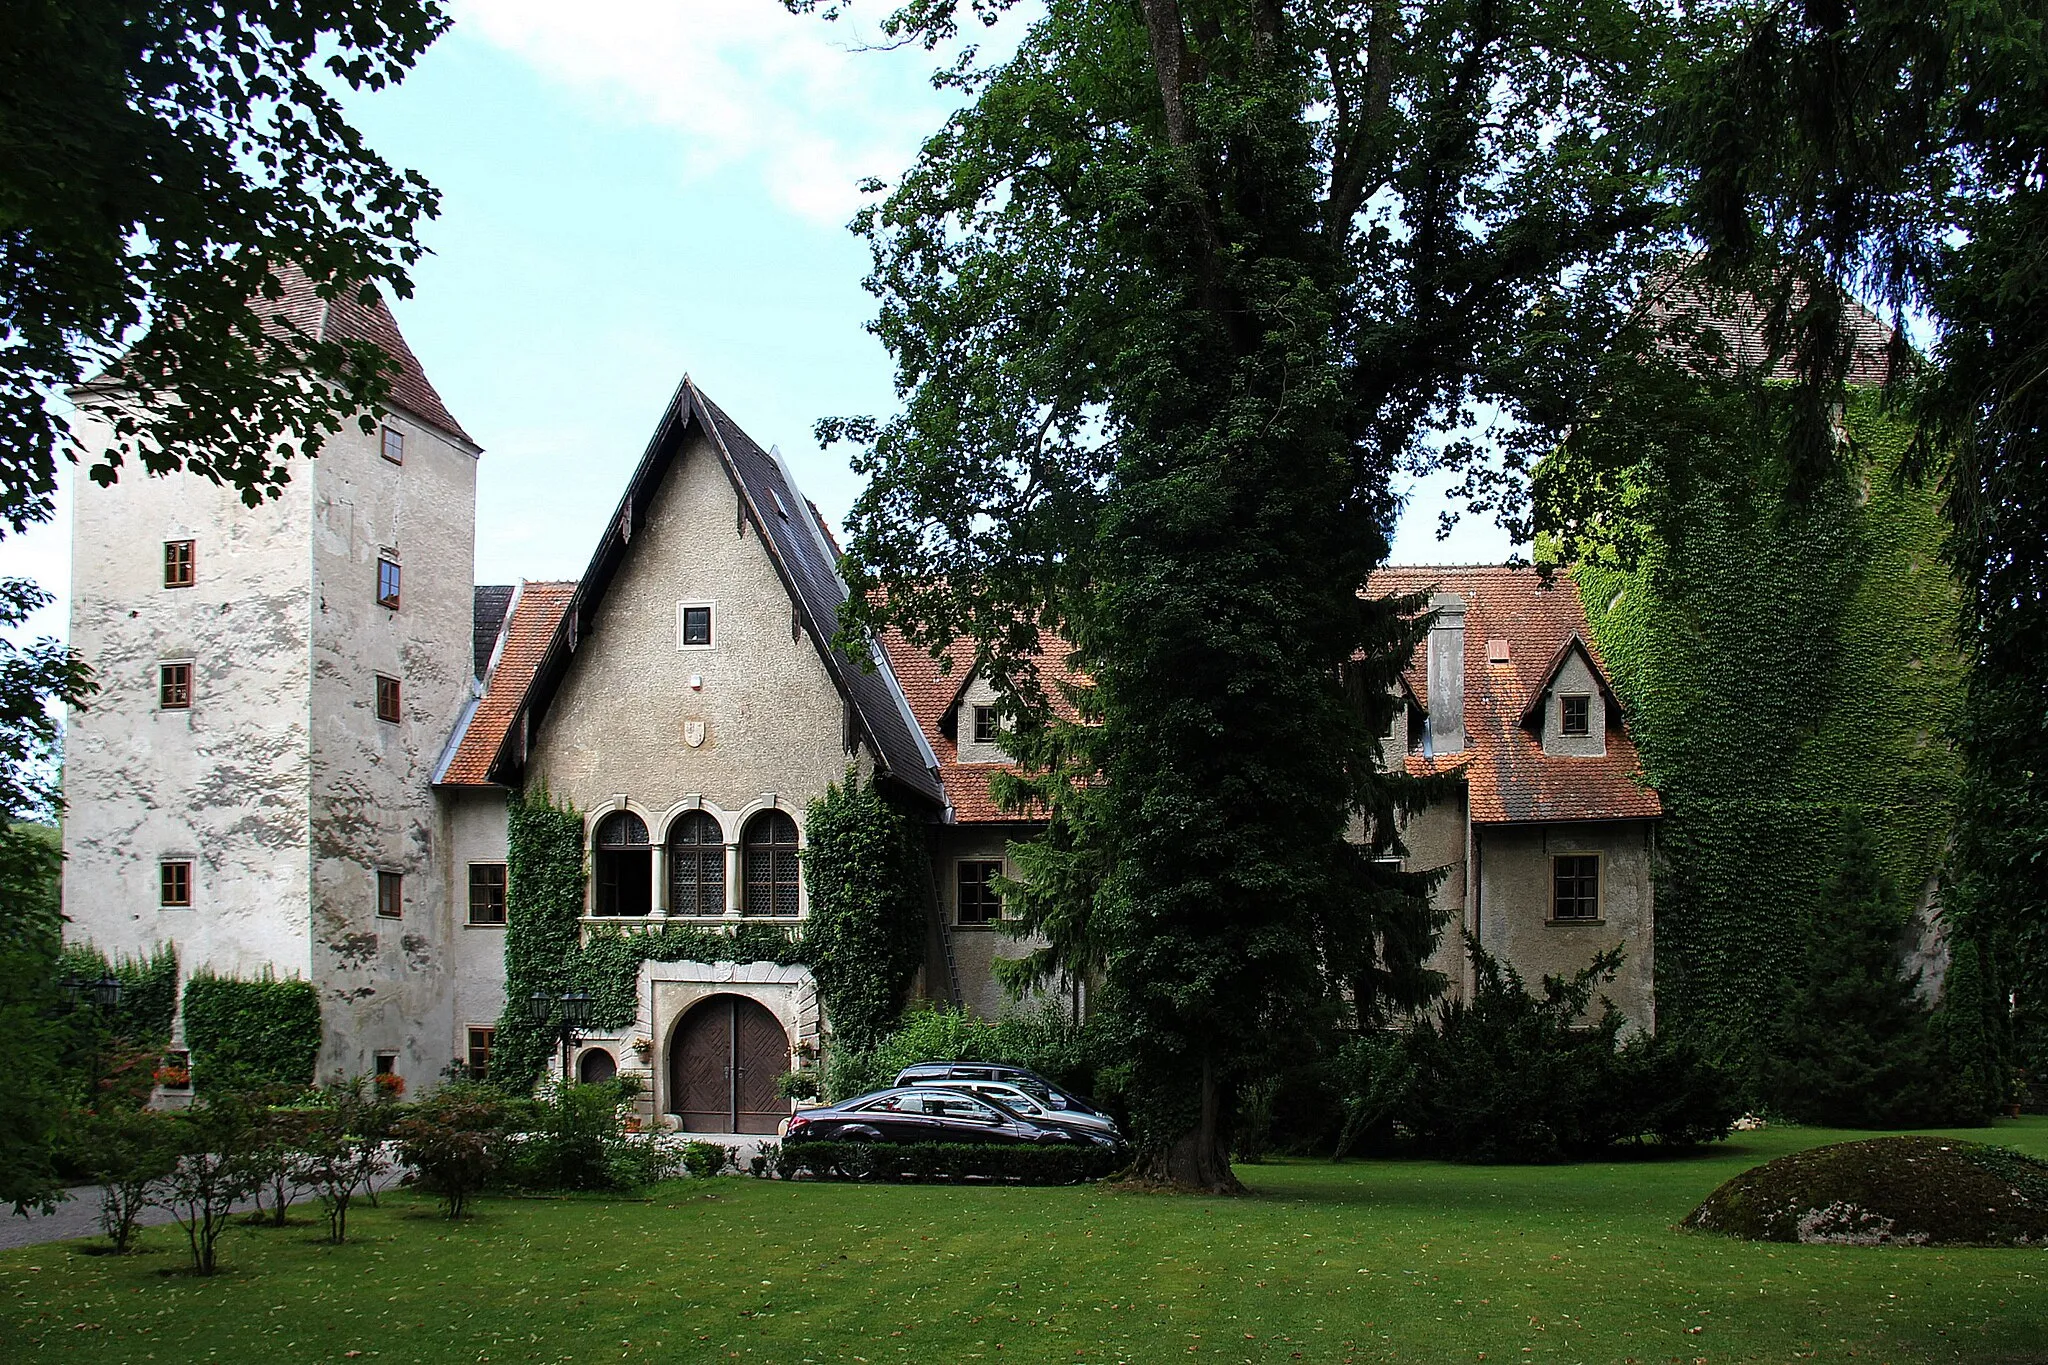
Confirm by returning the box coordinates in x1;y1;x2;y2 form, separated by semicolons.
881;629;1085;823
438;581;577;788
1368;566;1661;825
1644;276;1897;388
262;264;476;447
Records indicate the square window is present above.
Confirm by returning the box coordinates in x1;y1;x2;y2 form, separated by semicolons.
972;705;998;745
377;557;401;609
160;860;192;908
466;1027;495;1082
1560;694;1591;737
1487;637;1511;664
373;1051;397;1076
468;863;508;925
1552;854;1600;921
164;540;195;588
159;662;192;710
957;859;1004;926
678;602;713;649
376;673;401;723
377;870;403;919
381;425;404;465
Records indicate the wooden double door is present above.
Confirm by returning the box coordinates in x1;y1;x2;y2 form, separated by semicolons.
668;994;789;1133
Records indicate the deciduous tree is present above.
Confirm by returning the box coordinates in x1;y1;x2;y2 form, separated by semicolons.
795;0;1682;1187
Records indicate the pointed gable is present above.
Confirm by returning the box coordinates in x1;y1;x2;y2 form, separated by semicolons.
477;378;941;805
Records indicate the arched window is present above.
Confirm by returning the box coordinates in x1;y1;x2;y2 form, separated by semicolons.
593;811;651;917
667;811;726;917
741;810;800;917
577;1048;618;1085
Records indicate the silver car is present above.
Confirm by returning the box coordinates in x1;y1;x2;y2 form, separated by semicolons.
935;1078;1124;1145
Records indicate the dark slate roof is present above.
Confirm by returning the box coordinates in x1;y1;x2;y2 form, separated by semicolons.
1643;276;1898;388
473;585;515;681
476;378;944;806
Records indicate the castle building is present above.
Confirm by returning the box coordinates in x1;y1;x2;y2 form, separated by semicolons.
63;276;1660;1130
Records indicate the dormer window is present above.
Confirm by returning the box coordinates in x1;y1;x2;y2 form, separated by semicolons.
1560;695;1591;737
972;705;998;745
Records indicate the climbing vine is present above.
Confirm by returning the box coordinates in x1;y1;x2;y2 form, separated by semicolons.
180;969;322;1090
56;941;178;1047
492;785;589;1089
573;923;805;1030
801;770;930;1052
1570;392;1965;1046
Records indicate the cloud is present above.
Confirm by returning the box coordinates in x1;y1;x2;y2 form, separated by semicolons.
453;0;967;223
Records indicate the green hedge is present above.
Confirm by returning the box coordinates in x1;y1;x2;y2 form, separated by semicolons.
56;941;178;1047
180;970;321;1090
493;786;590;1088
772;1139;1121;1184
801;770;929;1051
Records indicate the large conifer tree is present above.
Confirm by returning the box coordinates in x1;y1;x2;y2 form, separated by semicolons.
801;0;1681;1188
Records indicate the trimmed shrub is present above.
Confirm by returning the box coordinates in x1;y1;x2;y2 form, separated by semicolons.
180;971;321;1091
507;1080;678;1191
771;1140;1120;1185
395;1082;514;1218
682;1141;738;1178
1686;1137;2048;1246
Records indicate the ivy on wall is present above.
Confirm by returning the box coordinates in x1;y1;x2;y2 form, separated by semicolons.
180;970;322;1090
492;778;931;1090
801;770;930;1051
56;941;178;1047
1571;392;1965;1044
492;785;589;1088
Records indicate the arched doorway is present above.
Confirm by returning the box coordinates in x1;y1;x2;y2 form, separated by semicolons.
577;1048;617;1084
668;994;789;1133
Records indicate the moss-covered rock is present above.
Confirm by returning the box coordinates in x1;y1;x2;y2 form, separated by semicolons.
1685;1136;2048;1246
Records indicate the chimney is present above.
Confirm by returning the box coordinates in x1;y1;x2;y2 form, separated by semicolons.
1426;593;1466;755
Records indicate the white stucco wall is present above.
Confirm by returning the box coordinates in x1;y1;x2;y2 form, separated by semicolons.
1536;649;1609;757
63;408;318;991
307;412;479;1080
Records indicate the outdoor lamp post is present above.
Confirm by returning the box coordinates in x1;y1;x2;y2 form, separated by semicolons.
524;990;595;1084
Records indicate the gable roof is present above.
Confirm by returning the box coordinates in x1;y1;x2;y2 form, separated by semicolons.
882;628;1088;824
262;264;477;447
1369;565;1661;825
452;378;942;805
1643;275;1897;388
437;581;577;788
1514;633;1623;730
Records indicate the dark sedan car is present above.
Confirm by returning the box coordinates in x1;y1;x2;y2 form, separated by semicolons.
781;1086;1086;1146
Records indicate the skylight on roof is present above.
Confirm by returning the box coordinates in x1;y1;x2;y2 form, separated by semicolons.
770;488;791;520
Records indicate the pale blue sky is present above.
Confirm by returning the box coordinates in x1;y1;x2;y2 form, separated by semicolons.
8;0;1512;644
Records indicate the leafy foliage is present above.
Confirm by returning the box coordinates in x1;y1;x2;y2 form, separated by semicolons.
57;940;180;1053
772;1139;1121;1185
1765;812;1983;1128
823;1003;1099;1104
1568;396;1964;1052
572;922;805;1032
494;786;590;1089
155;1094;267;1275
797;0;1673;1190
292;1078;400;1244
394;1082;514;1219
1;0;451;525
1651;0;2048;1118
70;1105;181;1254
506;1080;679;1193
1333;943;1737;1163
802;770;930;1052
180;971;322;1091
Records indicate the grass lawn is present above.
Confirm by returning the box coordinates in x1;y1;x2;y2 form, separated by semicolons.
4;1119;2044;1365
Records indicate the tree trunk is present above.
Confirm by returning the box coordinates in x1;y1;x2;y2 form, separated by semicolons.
1131;1056;1246;1194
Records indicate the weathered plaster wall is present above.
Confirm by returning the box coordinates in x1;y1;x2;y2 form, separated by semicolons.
525;432;863;918
1396;794;1472;1003
442;786;511;1063
928;822;1047;1019
1474;820;1655;1028
1535;650;1609;757
63;409;316;994
953;674;1009;765
308;413;478;1081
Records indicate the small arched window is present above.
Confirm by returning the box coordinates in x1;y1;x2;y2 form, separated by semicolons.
668;811;726;917
593;811;651;917
741;810;800;917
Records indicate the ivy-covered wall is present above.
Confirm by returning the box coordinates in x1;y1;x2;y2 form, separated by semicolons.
180;970;322;1090
491;780;931;1091
1573;393;1965;1040
56;941;178;1047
